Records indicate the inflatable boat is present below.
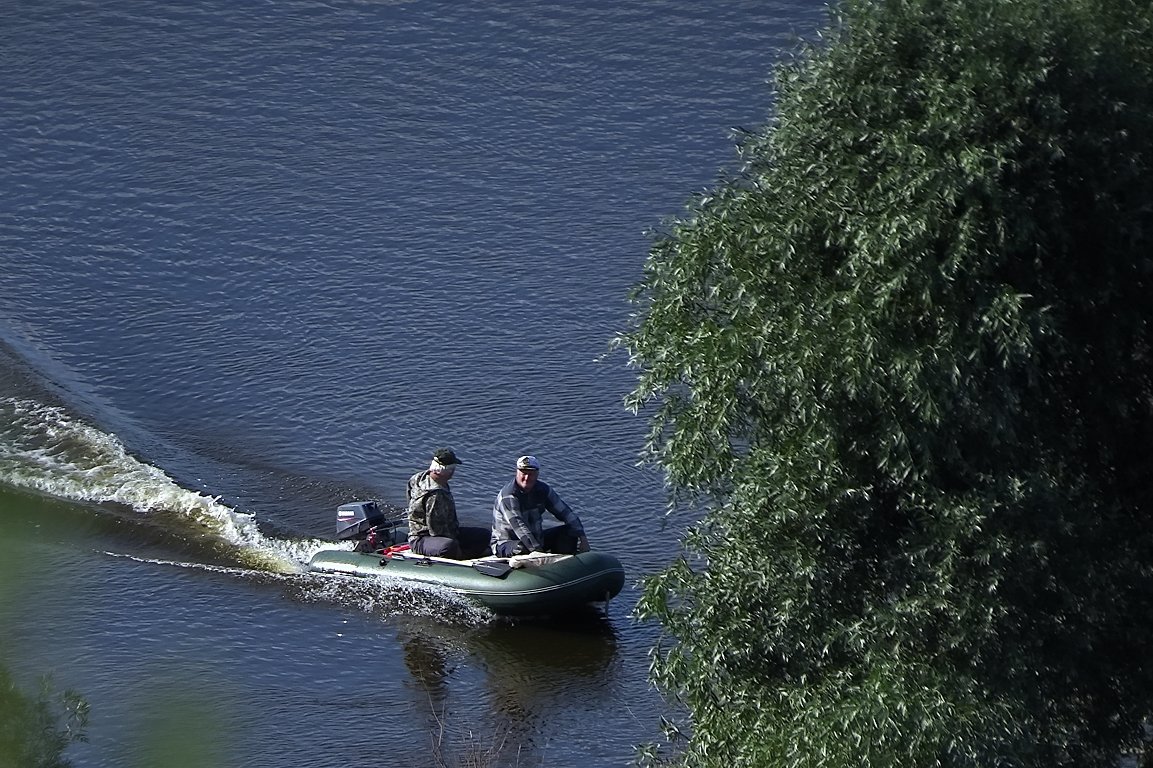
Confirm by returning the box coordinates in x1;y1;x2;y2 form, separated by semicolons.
307;502;626;616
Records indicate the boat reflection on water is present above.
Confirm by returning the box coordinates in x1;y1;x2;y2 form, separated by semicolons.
398;610;623;764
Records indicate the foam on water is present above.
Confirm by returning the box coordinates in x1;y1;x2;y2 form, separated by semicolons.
0;395;334;572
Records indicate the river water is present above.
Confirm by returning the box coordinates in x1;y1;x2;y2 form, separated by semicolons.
0;1;821;765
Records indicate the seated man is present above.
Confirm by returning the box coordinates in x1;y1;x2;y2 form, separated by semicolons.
407;448;487;559
490;455;590;557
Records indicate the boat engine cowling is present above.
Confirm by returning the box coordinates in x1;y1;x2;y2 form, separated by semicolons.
337;501;387;540
336;501;405;552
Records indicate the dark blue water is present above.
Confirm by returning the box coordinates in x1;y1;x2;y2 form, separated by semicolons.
0;1;821;765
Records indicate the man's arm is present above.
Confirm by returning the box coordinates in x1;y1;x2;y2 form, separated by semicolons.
493;490;543;552
545;487;590;552
544;487;583;533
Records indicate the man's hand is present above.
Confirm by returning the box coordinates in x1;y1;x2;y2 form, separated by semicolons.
576;534;590;553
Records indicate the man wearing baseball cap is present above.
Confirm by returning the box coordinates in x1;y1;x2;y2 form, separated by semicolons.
490;454;590;557
407;447;487;559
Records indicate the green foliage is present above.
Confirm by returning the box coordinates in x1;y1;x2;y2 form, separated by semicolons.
0;499;89;768
0;667;89;768
621;0;1153;765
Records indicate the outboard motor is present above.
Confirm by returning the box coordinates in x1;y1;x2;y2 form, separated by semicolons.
336;501;404;553
337;501;386;540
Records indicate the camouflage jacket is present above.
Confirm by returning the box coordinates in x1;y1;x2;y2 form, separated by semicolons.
406;470;459;543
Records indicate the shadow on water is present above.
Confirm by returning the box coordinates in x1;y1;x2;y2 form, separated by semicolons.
3;481;631;767
0;497;88;767
0;486;235;768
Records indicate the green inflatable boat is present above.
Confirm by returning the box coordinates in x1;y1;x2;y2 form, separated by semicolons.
307;501;626;616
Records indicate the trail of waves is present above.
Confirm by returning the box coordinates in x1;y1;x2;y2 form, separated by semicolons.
0;395;334;572
103;550;496;626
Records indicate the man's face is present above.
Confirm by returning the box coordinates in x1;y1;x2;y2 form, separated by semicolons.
515;468;538;490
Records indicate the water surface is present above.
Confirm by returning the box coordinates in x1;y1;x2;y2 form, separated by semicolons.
0;1;822;764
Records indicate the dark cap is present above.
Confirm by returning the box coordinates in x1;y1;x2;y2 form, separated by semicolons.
433;448;463;466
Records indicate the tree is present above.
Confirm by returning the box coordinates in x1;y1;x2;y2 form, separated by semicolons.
620;0;1153;765
0;666;88;768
